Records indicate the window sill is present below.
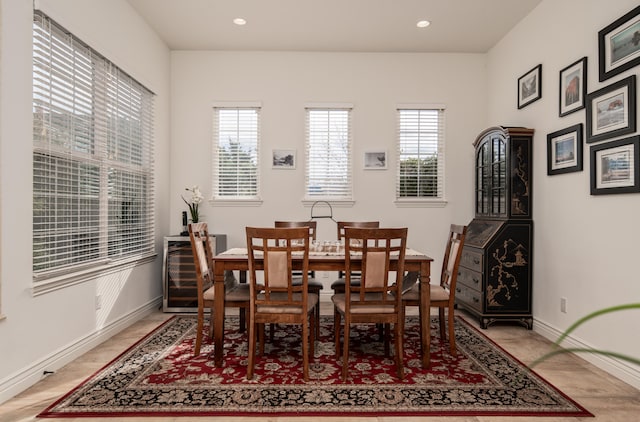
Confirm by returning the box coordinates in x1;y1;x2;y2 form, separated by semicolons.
302;199;355;207
31;253;157;297
394;198;448;208
210;198;263;207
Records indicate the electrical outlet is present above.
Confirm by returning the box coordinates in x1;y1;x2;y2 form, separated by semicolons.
95;295;103;310
560;297;567;313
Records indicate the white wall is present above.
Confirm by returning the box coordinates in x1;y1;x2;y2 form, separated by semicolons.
0;0;171;403
170;51;484;285
487;0;640;388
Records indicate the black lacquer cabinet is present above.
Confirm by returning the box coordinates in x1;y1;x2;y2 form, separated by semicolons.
456;127;534;329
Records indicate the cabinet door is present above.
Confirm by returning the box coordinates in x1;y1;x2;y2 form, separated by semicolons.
475;134;507;217
165;240;199;310
484;224;532;313
509;136;532;217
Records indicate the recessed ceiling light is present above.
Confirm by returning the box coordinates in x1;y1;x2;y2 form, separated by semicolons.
233;18;247;26
416;20;430;28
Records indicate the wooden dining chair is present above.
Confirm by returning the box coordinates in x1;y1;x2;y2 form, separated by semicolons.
275;220;323;337
188;222;250;357
330;221;380;294
332;227;407;381
245;226;319;381
402;224;467;356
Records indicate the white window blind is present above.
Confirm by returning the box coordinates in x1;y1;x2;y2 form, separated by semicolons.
396;107;445;199
212;107;260;199
32;11;155;277
305;108;352;199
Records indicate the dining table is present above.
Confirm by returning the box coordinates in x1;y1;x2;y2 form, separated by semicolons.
211;247;434;368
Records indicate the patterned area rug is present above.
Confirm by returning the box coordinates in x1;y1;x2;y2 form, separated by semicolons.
38;315;592;418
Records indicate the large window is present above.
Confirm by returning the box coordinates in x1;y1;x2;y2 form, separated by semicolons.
305;107;352;200
212;106;260;200
396;107;445;201
32;11;155;280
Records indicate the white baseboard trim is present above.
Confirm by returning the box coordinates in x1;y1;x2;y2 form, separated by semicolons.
0;298;162;405
533;316;640;390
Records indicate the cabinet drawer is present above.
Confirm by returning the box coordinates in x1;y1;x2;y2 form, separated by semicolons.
458;267;482;292
461;248;483;272
456;284;483;312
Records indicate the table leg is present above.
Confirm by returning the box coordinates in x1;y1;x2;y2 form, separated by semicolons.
213;264;226;367
420;261;431;368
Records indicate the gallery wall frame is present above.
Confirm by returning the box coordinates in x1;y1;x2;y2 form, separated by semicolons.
598;5;640;82
517;64;542;109
363;150;387;170
559;57;587;117
547;124;583;175
272;149;296;169
590;135;640;195
585;74;636;143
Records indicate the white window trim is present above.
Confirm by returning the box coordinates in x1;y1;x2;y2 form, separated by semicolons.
395;104;447;206
211;102;262;205
304;104;354;202
31;253;156;296
32;11;155;285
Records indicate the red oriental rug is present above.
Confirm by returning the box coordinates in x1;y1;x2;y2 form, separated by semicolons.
38;315;592;418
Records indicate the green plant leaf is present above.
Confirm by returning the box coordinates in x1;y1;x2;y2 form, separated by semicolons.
530;303;640;369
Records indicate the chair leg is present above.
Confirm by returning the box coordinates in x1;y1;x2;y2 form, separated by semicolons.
439;307;446;340
315;300;321;339
259;323;265;356
334;308;341;358
310;307;316;358
194;308;205;357
239;308;246;333
395;320;404;380
247;320;256;380
447;305;457;356
341;320;350;382
383;323;390;357
302;317;310;381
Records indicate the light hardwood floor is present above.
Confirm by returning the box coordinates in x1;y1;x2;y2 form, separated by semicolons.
1;302;639;422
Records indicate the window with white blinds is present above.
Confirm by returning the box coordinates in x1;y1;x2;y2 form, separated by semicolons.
212;107;260;199
305;107;352;199
32;11;155;278
396;107;445;199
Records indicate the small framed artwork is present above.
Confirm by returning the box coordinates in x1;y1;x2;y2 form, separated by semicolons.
547;124;583;175
517;64;542;109
598;5;640;81
586;74;636;143
272;149;296;169
590;135;640;195
363;150;387;170
559;57;587;117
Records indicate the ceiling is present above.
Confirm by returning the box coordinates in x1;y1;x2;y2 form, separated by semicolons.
126;0;541;53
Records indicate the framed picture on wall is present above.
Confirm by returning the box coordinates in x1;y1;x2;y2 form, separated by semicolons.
598;5;640;81
559;57;587;117
517;64;542;109
272;149;296;169
363;150;387;169
590;135;640;195
586;75;636;143
547;124;583;175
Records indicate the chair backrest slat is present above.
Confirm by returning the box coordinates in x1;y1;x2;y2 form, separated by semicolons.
188;222;213;307
344;227;407;309
246;226;311;309
440;224;467;292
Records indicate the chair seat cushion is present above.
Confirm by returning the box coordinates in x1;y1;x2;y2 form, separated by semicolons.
292;277;324;290
330;278;361;290
402;284;450;302
202;283;250;302
331;293;396;314
257;292;319;314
